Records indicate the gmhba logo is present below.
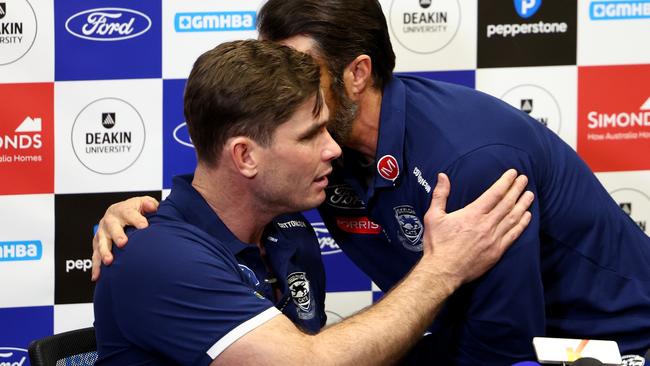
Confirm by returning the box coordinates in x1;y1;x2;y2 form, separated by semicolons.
71;97;146;175
0;0;37;65
389;0;461;54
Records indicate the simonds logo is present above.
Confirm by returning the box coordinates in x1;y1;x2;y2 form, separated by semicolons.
0;347;28;365
0;240;42;262
65;8;152;41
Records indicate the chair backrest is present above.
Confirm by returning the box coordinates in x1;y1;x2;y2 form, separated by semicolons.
28;327;97;366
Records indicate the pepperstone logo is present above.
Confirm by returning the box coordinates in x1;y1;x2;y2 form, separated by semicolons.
0;0;37;66
174;11;256;32
589;0;650;20
478;0;576;67
514;0;542;19
389;0;461;54
65;8;152;41
501;84;562;134
71;98;146;175
610;188;649;234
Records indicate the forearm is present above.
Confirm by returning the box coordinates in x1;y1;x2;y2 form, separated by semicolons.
310;256;459;365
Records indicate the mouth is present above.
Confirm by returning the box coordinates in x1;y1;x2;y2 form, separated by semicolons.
314;169;332;187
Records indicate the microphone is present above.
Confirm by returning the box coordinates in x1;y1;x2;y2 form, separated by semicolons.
572;357;603;366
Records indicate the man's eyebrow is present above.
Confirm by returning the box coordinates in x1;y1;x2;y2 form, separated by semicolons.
298;118;329;140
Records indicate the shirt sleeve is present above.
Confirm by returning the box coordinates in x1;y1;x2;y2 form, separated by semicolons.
441;144;545;365
107;224;281;365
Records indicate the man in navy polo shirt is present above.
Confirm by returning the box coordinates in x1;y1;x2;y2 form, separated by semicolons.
94;1;650;364
93;40;533;365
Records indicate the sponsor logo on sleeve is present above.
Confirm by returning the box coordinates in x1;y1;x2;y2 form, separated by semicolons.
394;205;424;252
287;272;315;320
65;8;152;41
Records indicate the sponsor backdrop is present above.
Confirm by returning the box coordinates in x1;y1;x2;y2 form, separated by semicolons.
0;0;648;359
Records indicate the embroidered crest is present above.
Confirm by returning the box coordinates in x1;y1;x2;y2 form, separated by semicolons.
394;205;424;252
287;272;315;319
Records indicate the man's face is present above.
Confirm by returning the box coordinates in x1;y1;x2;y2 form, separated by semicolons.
278;35;358;146
254;95;342;213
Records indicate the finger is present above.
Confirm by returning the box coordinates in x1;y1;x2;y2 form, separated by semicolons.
140;196;160;214
91;237;102;281
487;175;529;225
96;230;115;265
469;169;518;213
121;207;150;230
499;210;532;253
428;173;451;218
493;190;534;238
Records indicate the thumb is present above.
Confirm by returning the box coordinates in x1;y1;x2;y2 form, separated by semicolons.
430;173;450;218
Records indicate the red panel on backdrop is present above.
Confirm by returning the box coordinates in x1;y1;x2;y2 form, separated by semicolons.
578;64;650;172
0;83;54;195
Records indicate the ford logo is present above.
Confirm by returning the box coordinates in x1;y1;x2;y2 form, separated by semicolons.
0;347;28;366
173;122;194;148
65;7;152;41
312;222;342;255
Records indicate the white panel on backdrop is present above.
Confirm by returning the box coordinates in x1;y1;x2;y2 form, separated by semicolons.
578;0;650;66
380;0;477;72
595;170;650;237
54;79;163;194
324;291;373;326
54;303;94;334
476;66;578;149
162;0;265;79
0;0;54;82
0;194;54;307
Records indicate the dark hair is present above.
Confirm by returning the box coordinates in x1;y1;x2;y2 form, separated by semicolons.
184;39;323;165
257;0;396;91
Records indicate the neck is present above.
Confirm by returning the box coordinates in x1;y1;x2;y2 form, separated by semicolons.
344;87;382;160
192;163;274;245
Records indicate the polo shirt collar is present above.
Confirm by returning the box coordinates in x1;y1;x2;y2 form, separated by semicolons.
166;174;250;255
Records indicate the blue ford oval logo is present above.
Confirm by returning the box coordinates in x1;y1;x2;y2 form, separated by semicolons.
0;347;29;366
173;122;194;148
65;7;152;41
514;0;542;19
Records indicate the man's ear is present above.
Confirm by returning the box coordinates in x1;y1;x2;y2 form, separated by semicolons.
343;54;372;100
227;137;259;178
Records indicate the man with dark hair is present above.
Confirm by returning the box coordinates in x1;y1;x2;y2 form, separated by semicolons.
94;0;650;364
93;39;533;365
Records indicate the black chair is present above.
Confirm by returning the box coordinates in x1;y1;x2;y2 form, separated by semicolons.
28;327;97;366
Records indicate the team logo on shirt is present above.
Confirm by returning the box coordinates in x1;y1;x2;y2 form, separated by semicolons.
287;272;315;320
377;155;399;181
394;205;424;252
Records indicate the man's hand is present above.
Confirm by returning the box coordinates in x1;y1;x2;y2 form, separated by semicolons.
91;196;159;281
421;169;534;287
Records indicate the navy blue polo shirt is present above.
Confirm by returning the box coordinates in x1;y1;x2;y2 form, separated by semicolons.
94;175;326;365
318;75;650;365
